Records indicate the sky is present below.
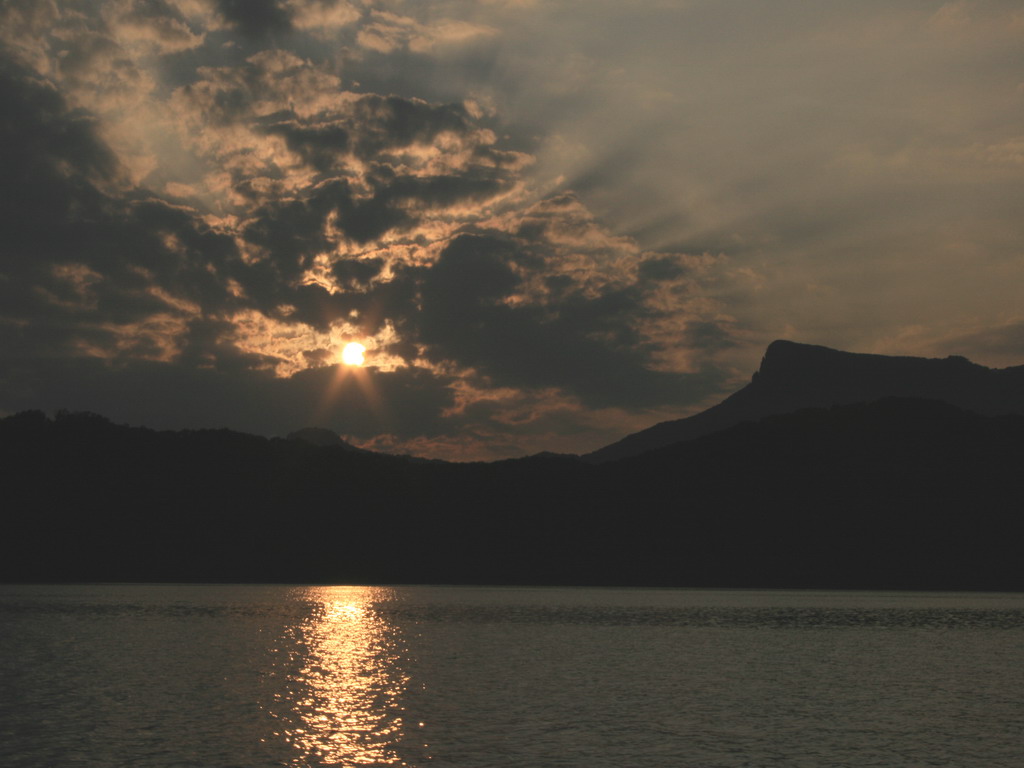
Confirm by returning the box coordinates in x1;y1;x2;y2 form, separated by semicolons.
1;0;1022;460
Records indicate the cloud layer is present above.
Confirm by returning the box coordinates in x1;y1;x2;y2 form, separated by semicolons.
2;0;1022;459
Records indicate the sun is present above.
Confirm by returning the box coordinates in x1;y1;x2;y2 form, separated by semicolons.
341;342;366;366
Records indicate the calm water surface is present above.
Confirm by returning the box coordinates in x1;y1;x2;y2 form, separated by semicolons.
1;584;1022;767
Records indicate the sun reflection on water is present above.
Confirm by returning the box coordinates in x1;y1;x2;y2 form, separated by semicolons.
265;586;422;767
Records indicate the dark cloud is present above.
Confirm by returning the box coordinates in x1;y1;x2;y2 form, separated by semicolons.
108;0;203;53
637;256;689;282
348;95;474;157
406;234;724;408
258;96;477;162
266;119;351;173
0;57;249;369
258;95;511;177
240;186;338;272
680;321;739;354
216;0;293;40
379;171;506;210
0;58;117;221
121;0;191;26
0;59;120;349
0;3;754;459
175;317;274;373
332;257;384;288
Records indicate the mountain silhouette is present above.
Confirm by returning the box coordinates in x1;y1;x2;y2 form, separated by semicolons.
584;339;1024;462
2;395;1023;590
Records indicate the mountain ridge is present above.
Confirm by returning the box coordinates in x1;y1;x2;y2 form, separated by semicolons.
2;395;1022;589
584;339;1024;462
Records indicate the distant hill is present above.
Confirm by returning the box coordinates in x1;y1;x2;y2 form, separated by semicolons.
584;340;1024;462
287;427;370;452
2;399;1023;591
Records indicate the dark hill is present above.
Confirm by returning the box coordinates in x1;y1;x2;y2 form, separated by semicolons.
2;400;1022;590
584;340;1024;462
287;427;372;453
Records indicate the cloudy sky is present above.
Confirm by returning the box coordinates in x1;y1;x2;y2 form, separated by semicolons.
1;0;1022;460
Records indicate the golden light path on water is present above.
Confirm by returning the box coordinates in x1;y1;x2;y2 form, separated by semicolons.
264;586;424;767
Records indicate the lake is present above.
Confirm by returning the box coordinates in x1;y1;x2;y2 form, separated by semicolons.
1;584;1022;767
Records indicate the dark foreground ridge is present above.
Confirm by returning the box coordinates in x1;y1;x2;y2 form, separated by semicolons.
3;394;1023;590
585;339;1024;462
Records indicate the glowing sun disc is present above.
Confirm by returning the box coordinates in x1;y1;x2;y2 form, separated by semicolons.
341;342;366;366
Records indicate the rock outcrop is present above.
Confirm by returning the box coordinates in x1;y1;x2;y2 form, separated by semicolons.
584;340;1024;462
